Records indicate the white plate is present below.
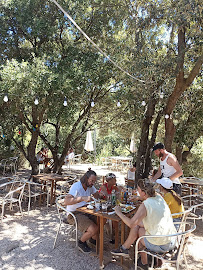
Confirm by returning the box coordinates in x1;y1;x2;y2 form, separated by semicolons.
113;205;136;213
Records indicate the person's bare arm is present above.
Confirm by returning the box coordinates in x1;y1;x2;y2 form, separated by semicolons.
167;155;183;180
64;194;91;205
92;191;103;200
151;167;162;181
114;203;147;228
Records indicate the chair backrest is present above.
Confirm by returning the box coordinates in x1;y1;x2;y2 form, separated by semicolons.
4;182;25;201
181;194;203;224
134;221;196;270
171;207;192;232
55;195;78;229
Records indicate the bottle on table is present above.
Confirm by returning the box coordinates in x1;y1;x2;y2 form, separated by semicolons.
111;189;116;206
120;189;124;203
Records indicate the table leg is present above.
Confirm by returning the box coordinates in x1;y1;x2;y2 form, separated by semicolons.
53;180;57;203
120;221;125;265
99;216;104;268
50;179;54;206
114;221;119;248
96;216;100;255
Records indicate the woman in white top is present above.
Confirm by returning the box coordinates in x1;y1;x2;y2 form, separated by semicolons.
126;162;137;188
127;162;136;180
111;179;176;269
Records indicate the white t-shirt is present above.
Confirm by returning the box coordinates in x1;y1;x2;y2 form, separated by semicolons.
68;152;75;160
127;170;135;180
66;181;97;212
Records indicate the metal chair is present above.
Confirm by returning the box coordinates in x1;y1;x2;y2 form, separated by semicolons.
0;181;26;222
0;159;8;175
8;157;18;174
53;195;78;249
22;179;50;214
59;175;77;195
182;194;203;224
72;154;82;164
134;221;196;270
171;208;193;232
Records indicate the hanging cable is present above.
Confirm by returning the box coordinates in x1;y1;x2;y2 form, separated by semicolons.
50;0;145;84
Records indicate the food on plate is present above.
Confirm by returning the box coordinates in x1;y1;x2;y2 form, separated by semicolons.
87;204;94;210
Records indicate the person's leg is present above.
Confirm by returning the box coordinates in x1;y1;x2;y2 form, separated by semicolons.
122;225;140;249
138;227;148;265
111;225;141;257
80;222;98;242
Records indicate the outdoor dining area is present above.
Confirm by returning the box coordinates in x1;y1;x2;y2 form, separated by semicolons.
0;1;203;269
0;160;203;270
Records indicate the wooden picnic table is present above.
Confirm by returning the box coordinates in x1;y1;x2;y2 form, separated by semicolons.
77;204;137;269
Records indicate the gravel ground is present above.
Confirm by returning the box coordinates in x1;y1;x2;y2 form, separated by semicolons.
0;164;203;270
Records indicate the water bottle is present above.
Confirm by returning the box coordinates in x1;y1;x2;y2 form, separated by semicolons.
111;190;116;206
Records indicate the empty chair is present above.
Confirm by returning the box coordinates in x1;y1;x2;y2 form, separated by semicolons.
8;157;18;174
53;195;78;249
72;154;82;164
0;159;8;175
22;180;50;214
60;175;77;195
0;181;26;222
182;194;203;224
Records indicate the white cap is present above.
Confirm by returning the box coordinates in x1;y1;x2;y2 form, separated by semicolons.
156;177;173;189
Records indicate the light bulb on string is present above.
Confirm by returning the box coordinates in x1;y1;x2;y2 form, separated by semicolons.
165;114;169;119
3;94;8;102
160;92;164;99
91;100;95;107
141;100;146;106
63;97;67;106
117;100;121;107
34;97;39;105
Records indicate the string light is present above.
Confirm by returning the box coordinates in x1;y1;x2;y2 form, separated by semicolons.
3;94;8;102
117;100;121;107
34;97;39;105
91;100;95;107
165;114;169;119
63;96;67;106
141;100;146;106
160;92;164;99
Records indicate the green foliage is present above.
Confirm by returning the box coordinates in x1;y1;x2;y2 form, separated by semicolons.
182;137;203;178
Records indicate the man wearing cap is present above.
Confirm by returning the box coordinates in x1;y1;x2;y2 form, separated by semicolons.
151;142;183;195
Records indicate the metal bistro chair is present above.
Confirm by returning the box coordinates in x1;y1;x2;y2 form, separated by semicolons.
182;194;203;224
22;179;50;214
171;208;193;232
59;175;77;195
53;195;78;249
0;159;8;175
0;181;26;222
134;221;196;270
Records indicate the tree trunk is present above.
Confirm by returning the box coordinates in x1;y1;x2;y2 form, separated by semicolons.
164;118;176;152
27;131;39;175
143;111;162;177
136;94;157;179
175;144;183;164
